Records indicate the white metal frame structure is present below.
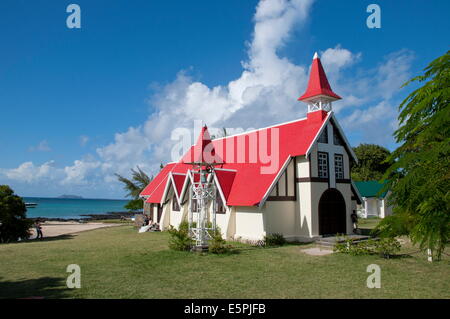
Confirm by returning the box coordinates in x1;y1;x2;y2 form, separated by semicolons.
188;166;217;251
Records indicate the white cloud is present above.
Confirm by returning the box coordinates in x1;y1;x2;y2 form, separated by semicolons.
334;49;414;147
79;135;89;147
321;45;360;73
376;49;414;100
61;159;105;186
3;161;60;183
29;140;51;152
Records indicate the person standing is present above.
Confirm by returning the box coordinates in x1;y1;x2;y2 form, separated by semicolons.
350;211;358;234
35;220;43;239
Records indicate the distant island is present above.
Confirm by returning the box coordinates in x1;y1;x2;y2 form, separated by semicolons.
57;195;84;199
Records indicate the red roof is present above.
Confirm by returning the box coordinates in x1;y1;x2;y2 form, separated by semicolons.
171;173;186;198
141;163;191;204
298;53;341;101
182;125;223;165
141;110;330;206
214;169;236;202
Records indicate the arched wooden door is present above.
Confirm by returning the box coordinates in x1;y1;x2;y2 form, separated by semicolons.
318;189;346;236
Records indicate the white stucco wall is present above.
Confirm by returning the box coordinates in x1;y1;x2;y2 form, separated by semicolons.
364;198;379;217
263;201;298;240
233;206;265;241
335;183;353;235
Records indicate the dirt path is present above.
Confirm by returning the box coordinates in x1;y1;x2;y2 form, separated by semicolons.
29;221;122;239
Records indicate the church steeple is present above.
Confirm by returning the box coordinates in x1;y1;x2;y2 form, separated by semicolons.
298;52;341;113
183;125;223;165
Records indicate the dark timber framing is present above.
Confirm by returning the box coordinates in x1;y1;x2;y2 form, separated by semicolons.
297;177;328;183
267;157;297;202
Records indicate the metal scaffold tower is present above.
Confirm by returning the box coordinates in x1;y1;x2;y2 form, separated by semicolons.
188;165;217;251
183;124;222;252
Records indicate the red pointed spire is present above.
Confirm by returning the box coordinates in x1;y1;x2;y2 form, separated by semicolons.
183;125;224;165
298;52;341;101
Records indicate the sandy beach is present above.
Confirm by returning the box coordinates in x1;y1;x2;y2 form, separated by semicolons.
29;221;122;239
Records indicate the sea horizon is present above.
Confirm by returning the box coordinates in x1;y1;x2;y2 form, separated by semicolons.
23;196;128;201
22;197;134;220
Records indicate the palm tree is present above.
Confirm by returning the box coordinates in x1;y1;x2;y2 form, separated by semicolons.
115;166;153;210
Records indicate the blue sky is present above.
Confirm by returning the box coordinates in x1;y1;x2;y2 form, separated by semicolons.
0;0;449;199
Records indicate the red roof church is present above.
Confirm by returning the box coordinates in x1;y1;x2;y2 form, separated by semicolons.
140;53;362;241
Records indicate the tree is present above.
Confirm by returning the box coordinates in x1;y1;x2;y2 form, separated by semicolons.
115;167;153;211
376;51;450;260
351;144;392;181
0;185;33;243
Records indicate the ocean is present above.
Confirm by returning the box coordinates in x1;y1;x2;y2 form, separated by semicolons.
23;197;132;219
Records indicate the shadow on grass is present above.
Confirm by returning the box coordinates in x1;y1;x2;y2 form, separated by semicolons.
385;253;414;259
9;234;76;245
358;228;375;236
0;276;70;299
33;234;76;243
230;241;312;253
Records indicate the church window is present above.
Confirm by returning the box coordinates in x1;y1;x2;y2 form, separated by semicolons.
318;152;328;178
335;154;344;179
216;190;226;214
172;194;180;211
191;197;198;212
318;128;328;143
333;127;344;146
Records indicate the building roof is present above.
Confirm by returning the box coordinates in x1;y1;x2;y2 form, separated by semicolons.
141;110;335;206
298;52;341;101
354;180;388;198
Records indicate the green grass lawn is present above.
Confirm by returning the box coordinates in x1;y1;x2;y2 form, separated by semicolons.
0;226;449;299
358;217;382;230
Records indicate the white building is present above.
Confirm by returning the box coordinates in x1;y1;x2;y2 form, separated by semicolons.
140;53;363;241
354;181;392;219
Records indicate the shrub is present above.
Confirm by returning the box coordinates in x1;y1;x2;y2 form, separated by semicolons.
374;237;401;258
208;226;232;254
334;237;401;258
264;233;287;247
334;237;374;256
0;185;33;243
167;225;193;251
209;234;232;254
178;220;191;233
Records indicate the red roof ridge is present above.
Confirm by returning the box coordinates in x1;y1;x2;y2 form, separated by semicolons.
140;162;179;199
187;116;310;148
214;167;238;172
